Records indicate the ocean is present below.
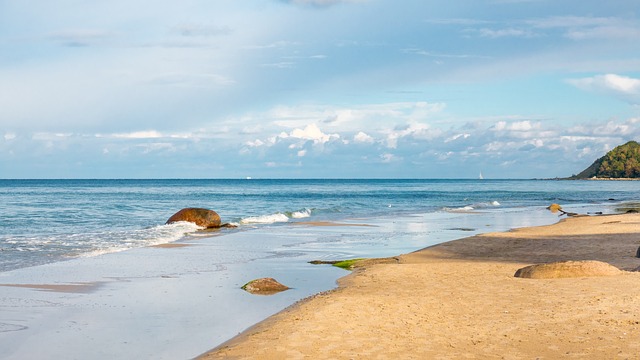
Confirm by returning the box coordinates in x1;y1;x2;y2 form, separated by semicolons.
0;179;638;359
1;178;638;272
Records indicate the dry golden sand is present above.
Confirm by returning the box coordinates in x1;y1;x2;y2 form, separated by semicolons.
200;214;640;359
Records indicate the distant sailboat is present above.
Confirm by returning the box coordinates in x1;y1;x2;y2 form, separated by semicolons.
479;171;484;180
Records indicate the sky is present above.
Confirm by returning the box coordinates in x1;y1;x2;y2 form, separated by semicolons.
1;0;639;179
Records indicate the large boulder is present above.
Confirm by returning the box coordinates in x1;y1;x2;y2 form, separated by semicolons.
241;278;290;295
514;260;622;279
166;208;221;228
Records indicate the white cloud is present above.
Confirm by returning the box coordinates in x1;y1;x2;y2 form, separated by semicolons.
568;74;640;104
111;131;164;139
385;122;442;149
527;16;615;30
297;149;307;157
246;139;265;147
267;102;446;131
353;131;374;144
380;153;399;163
290;124;340;144
4;133;16;141
473;28;536;38
445;133;470;143
525;16;640;40
462;16;640;42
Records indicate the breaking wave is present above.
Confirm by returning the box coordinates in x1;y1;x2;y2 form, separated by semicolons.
238;208;314;225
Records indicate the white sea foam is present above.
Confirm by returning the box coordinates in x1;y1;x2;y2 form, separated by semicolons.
447;205;474;212
240;213;290;224
78;221;203;258
291;208;312;219
491;201;501;206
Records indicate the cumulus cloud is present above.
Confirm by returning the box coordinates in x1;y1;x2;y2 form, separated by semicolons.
246;139;265;147
385;122;442;149
353;131;374;144
243;123;340;157
290;124;340;144
568;74;640;105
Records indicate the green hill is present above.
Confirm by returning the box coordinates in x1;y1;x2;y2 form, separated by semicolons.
570;141;640;179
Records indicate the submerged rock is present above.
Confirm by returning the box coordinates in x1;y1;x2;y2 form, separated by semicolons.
241;278;290;295
514;260;622;279
166;208;221;228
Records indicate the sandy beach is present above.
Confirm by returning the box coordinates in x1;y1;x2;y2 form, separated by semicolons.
201;213;640;359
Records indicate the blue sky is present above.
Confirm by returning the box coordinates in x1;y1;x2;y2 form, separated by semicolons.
1;0;639;178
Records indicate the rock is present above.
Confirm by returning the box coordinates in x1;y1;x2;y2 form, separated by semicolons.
626;209;639;213
166;208;221;228
546;204;562;213
514;260;622;279
241;278;290;295
636;246;640;258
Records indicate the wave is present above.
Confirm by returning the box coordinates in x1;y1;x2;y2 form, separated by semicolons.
239;213;290;225
290;208;312;219
238;208;313;225
444;200;501;212
78;221;203;258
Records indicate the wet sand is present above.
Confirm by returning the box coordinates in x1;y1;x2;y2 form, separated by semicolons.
0;282;105;293
201;213;640;359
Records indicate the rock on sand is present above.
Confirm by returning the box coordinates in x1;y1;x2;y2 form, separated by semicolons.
514;260;622;279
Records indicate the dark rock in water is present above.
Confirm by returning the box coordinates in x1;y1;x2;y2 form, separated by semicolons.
636;246;640;258
166;208;221;228
626;209;639;213
241;278;290;295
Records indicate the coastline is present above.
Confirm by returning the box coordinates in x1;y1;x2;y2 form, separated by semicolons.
0;207;561;359
200;213;640;359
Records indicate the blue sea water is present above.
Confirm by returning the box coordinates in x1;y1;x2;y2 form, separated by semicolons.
1;178;638;273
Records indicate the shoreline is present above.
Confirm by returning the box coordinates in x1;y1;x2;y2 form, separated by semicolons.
200;213;640;359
